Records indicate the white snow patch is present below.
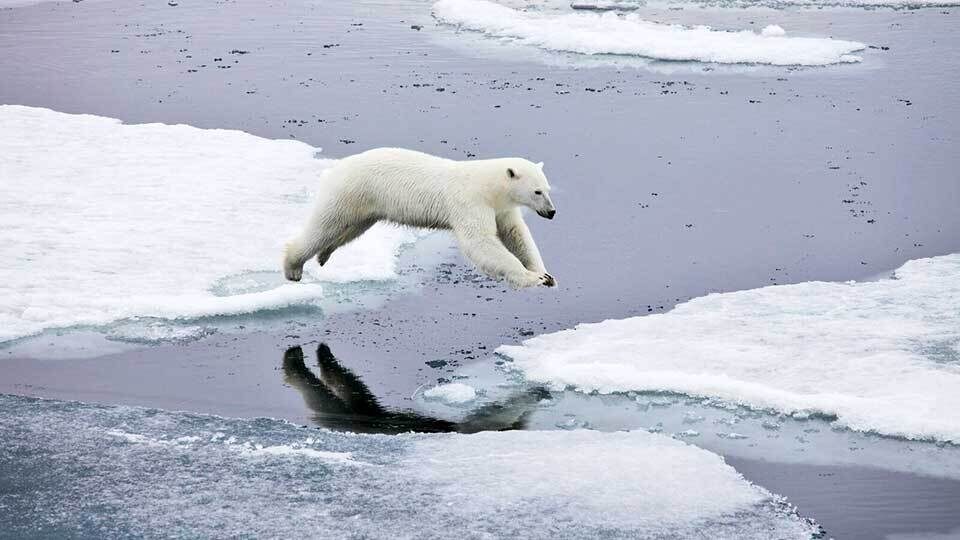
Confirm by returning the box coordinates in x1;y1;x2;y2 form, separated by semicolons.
107;428;361;464
761;24;786;37
105;429;157;445
406;429;798;531
423;382;478;404
433;0;865;66
0;105;416;343
234;442;361;464
499;254;960;443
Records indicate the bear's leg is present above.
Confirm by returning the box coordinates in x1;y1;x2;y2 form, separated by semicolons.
283;237;314;281
284;217;375;280
496;209;549;273
316;219;376;266
454;220;553;289
497;209;554;287
284;210;344;280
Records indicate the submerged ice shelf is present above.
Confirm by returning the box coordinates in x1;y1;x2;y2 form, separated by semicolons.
0;394;818;539
0;106;418;345
433;0;866;66
423;382;479;404
418;358;960;481
498;254;960;443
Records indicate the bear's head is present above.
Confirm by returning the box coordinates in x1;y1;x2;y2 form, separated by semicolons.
505;160;555;220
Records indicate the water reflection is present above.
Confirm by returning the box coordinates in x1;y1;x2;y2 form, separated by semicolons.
283;344;549;434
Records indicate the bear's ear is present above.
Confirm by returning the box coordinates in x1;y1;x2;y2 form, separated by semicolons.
507;167;517;179
536;161;544;169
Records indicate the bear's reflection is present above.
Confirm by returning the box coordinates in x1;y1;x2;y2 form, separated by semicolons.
283;344;550;434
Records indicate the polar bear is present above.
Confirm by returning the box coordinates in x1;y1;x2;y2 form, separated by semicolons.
283;148;557;289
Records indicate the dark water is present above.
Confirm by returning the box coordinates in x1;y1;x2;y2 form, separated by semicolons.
2;0;960;538
727;458;960;540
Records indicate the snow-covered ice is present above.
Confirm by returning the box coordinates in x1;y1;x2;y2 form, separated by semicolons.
499;254;960;443
432;0;865;66
0;106;417;343
0;394;818;538
761;24;787;37
423;382;478;403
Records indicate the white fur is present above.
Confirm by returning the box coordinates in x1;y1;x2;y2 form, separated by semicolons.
284;148;556;289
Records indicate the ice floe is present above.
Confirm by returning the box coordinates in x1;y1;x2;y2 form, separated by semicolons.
0;106;417;343
499;254;960;443
433;0;866;66
423;382;479;404
0;394;818;538
421;357;960;479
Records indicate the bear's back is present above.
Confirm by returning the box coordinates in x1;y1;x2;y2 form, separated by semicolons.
332;148;468;229
346;147;449;171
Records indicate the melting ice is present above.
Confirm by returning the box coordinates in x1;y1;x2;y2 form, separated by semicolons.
433;0;866;66
423;382;479;404
415;357;960;480
0;394;818;539
0;106;417;344
499;254;960;443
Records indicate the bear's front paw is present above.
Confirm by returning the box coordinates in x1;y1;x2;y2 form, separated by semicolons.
283;241;305;281
284;265;303;282
511;270;556;289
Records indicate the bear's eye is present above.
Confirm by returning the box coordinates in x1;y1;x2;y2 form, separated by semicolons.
534;190;543;195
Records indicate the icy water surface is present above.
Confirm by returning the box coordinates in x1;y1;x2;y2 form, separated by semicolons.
0;393;820;539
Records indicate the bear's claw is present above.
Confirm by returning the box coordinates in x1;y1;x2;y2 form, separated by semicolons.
542;272;556;287
285;266;303;282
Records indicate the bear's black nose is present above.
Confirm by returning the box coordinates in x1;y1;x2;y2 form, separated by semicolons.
542;209;556;220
